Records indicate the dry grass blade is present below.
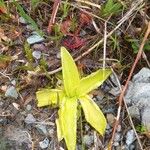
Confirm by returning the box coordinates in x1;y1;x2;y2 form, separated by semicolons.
75;0;101;9
108;21;150;150
110;69;144;150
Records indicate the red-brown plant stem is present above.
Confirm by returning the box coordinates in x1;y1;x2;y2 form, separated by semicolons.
47;0;61;33
108;22;150;150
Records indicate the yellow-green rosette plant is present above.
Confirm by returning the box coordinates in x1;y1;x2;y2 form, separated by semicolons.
36;47;112;150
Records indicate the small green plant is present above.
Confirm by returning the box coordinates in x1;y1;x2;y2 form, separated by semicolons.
126;38;150;53
24;42;33;63
60;0;70;19
13;0;43;36
136;125;147;133
31;0;41;9
101;0;122;17
36;47;112;150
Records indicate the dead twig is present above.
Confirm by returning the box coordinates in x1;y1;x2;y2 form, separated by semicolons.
110;69;144;150
142;52;150;68
103;16;111;70
108;21;150;150
47;0;61;33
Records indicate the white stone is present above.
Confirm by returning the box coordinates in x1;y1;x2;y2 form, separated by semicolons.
27;32;44;45
83;135;94;146
36;124;47;135
5;86;18;99
19;17;27;24
39;138;49;149
125;129;135;146
32;51;41;59
25;114;36;124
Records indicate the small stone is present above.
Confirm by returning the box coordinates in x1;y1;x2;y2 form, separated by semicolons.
32;44;46;51
5;86;18;99
39;137;49;149
56;52;61;59
27;32;44;45
117;125;121;132
12;102;20;110
106;124;111;130
25;114;36;124
19;17;27;24
26;25;35;31
114;133;121;142
36;124;47;135
128;106;140;120
26;104;32;111
83;135;94;146
48;129;54;137
113;141;119;147
109;87;120;96
125;129;135;146
0;118;7;124
85;125;90;131
32;51;41;59
142;107;150;132
0;101;3;106
106;113;115;126
96;95;104;101
129;144;135;150
11;79;16;86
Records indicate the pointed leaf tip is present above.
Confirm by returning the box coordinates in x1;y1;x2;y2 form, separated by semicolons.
77;69;112;96
61;47;80;97
79;95;107;135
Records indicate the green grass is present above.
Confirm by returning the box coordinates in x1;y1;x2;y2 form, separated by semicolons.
13;0;43;36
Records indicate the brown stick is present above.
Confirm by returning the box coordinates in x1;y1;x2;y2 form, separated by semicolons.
47;0;61;33
108;22;150;150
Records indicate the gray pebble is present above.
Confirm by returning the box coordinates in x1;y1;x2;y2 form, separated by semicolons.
117;125;122;132
26;25;35;31
32;51;41;59
83;135;94;146
27;32;44;45
5;86;18;99
19;17;27;24
96;95;104;101
48;129;54;137
26;104;32;111
36;124;47;135
25;114;36;124
11;79;16;86
125;129;135;146
39;137;49;149
129;144;135;150
113;141;119;147
0;101;3;106
114;133;121;142
56;52;61;59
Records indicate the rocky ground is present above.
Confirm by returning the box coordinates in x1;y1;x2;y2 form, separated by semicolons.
0;0;150;150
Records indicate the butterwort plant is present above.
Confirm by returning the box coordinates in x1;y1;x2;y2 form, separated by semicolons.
36;47;112;150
